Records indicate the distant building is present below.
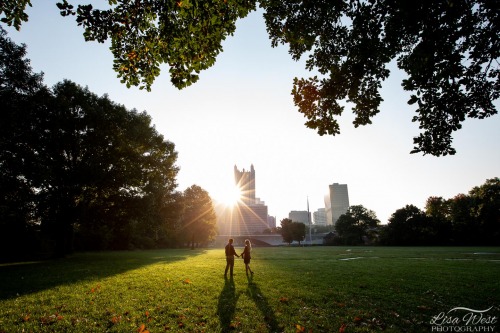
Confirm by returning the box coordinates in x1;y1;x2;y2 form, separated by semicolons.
313;208;327;226
234;203;268;235
267;215;276;229
324;194;333;226
325;183;350;225
234;164;256;205
232;165;269;235
289;210;311;225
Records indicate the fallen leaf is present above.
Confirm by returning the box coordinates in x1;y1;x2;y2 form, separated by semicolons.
183;278;191;284
229;321;241;329
296;323;306;332
339;323;347;333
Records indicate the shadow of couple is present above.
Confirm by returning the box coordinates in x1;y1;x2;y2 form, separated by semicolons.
217;277;281;332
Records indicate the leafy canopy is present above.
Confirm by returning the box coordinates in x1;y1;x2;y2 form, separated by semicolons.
1;0;498;156
1;27;181;256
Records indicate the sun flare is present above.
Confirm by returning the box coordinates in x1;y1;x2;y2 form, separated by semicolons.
220;185;242;207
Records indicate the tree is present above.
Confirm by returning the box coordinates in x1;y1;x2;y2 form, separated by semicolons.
36;81;179;253
279;219;306;245
380;205;436;246
2;1;498;156
179;185;217;249
424;196;453;244
279;218;294;245
381;179;499;246
0;26;50;260
468;178;500;245
335;205;380;245
1;29;180;258
264;0;499;156
290;221;306;245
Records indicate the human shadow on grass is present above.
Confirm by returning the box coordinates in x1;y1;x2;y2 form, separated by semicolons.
246;277;283;332
0;249;206;301
217;277;241;333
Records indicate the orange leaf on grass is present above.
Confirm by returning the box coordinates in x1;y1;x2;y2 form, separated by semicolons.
183;278;191;284
296;324;306;332
339;323;347;333
90;284;102;293
137;323;150;333
229;321;241;329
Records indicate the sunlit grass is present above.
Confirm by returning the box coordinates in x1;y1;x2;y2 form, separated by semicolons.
0;247;499;332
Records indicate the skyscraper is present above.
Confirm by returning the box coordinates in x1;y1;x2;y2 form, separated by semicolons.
288;210;311;225
326;183;350;225
234;164;255;205
313;208;327;226
233;165;268;235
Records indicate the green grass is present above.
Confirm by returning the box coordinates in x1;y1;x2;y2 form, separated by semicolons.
1;247;499;332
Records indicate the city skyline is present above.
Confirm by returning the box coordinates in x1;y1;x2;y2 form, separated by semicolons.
5;5;499;224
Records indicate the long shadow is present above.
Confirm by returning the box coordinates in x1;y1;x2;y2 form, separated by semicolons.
0;249;206;301
217;277;240;333
246;277;283;332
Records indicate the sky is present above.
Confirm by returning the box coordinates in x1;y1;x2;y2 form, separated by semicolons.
4;3;499;224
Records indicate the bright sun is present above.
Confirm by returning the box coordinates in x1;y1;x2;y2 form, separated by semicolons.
220;185;242;207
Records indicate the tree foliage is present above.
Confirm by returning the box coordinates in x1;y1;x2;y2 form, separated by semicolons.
380;178;500;246
290;221;306;245
263;0;499;156
379;205;439;246
1;1;497;156
335;205;380;245
279;218;305;245
55;0;256;91
179;185;217;249
279;218;293;245
0;28;180;259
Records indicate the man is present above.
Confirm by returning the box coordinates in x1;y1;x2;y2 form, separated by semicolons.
224;238;239;278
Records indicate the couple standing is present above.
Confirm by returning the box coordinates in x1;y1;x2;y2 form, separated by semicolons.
224;238;254;278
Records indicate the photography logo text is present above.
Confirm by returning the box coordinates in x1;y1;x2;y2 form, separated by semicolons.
430;306;497;332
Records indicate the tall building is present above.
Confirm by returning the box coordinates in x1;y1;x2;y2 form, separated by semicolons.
233;165;269;235
313;208;327;226
289;210;311;225
326;183;350;225
267;215;276;229
234;164;255;205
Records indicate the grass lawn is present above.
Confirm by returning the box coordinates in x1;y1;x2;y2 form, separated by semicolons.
0;246;499;332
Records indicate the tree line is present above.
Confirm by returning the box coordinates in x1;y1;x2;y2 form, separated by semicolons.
325;178;499;246
0;28;217;261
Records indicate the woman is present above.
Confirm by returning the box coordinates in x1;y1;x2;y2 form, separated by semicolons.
240;239;254;276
